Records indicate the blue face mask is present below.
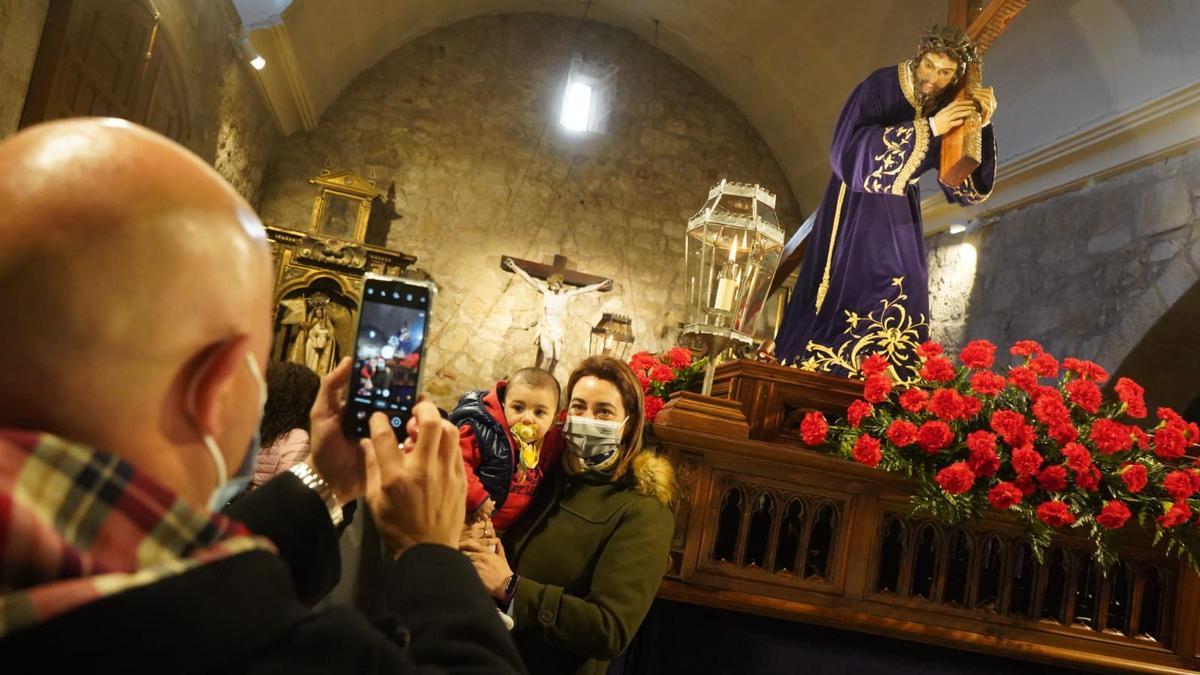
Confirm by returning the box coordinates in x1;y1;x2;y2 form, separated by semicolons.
199;353;269;512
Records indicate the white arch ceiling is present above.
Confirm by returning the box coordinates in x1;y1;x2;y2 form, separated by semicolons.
242;0;945;213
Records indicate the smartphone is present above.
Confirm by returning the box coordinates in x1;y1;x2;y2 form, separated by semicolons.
342;274;436;439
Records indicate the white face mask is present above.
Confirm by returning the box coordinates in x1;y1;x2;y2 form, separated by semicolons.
194;353;269;512
563;415;626;467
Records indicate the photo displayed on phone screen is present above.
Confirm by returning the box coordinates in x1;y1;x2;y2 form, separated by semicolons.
344;278;430;438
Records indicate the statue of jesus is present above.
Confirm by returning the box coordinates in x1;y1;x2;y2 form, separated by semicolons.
504;256;612;374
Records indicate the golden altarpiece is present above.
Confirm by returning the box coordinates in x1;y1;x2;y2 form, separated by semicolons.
267;169;416;375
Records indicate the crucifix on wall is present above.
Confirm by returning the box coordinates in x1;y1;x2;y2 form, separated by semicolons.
502;254;613;374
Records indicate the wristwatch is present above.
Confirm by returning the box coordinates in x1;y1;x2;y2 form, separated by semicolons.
288;462;344;527
501;573;521;610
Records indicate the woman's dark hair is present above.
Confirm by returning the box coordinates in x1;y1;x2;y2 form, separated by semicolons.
259;362;321;447
565;355;646;480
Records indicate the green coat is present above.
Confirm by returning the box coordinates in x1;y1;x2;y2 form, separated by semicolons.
504;452;676;675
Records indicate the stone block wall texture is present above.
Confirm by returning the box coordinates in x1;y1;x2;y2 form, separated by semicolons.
0;0;278;207
0;0;48;138
927;146;1200;408
257;13;801;407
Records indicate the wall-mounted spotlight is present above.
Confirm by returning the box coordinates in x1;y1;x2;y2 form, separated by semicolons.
232;31;266;70
948;223;967;235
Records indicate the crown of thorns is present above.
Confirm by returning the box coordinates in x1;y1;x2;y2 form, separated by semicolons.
917;24;978;67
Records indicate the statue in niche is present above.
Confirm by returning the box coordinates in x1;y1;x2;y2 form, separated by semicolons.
504;256;611;374
287;293;339;376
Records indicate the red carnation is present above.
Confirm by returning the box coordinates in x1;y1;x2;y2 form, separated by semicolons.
847;400;873;429
1114;377;1147;419
1158;501;1193;529
1029;353;1060;378
966;430;997;455
1089;418;1133;455
1131;426;1150;450
990;410;1033;448
1036;500;1076;528
988;482;1023;510
970;371;1006;397
928;388;965;421
1036;465;1069;492
1048;421;1079;444
1063;357;1109;383
1158;406;1185;426
630;351;658;372
959;339;997;369
916;341;944;359
1060;442;1093;474
968;444;1000;478
961;396;983;419
863;373;893;404
1033;391;1071;427
649;363;676;383
916;420;954;453
935;462;976;495
1191;468;1200;493
799;411;829;446
665;347;693;369
1010;340;1043;358
1153;425;1188;460
853;434;883;467
636;373;651;393
1015;474;1038;496
886;419;919;447
644;395;665;423
898;388;928;413
1097;501;1132;529
1076;465;1101;491
859;353;890;377
1011;446;1044;477
1120;463;1148;493
1163;470;1195;501
1007;366;1039;394
1065;379;1102;414
919;356;956;383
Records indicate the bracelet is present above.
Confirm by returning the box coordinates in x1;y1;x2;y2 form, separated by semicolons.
288;463;344;527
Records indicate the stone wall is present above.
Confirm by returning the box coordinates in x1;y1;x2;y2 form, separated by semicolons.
0;0;278;207
927;147;1200;407
258;13;801;406
0;0;48;138
154;0;280;207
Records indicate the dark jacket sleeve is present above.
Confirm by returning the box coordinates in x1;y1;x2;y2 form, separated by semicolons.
224;471;342;605
510;498;674;660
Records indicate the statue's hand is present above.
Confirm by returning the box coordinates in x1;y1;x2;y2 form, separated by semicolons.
601;279;613;291
502;256;514;270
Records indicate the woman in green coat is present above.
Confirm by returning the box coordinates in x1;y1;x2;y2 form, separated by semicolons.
464;355;676;675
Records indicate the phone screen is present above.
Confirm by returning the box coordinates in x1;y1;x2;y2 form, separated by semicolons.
343;276;432;438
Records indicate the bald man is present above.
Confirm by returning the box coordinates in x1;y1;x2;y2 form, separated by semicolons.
0;119;525;674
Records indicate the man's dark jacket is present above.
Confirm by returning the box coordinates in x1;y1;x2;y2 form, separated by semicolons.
1;472;526;674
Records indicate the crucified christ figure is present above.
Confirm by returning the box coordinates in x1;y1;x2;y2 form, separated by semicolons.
503;256;612;374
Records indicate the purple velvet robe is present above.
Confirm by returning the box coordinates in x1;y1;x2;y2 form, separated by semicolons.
775;61;996;376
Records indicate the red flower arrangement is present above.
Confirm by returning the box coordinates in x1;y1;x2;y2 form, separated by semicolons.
798;338;1200;567
628;347;707;423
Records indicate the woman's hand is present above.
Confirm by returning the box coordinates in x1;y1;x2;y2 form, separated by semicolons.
462;536;513;600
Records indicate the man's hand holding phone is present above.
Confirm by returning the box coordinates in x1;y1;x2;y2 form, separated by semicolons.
363;402;467;554
308;357;366;503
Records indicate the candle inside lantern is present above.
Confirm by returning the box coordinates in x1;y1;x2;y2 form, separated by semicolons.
602;333;615;353
713;239;739;312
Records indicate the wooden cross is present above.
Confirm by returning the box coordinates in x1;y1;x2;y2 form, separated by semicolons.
939;0;1030;185
501;254;611;290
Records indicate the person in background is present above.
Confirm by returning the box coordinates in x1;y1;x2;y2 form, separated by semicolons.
252;361;321;489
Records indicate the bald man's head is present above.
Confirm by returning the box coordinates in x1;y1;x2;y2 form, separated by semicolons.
0;119;273;508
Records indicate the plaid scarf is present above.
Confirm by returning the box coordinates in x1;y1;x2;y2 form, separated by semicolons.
0;430;276;637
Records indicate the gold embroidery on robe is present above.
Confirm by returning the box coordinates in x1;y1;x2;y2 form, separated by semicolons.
796;277;928;385
863;62;928;196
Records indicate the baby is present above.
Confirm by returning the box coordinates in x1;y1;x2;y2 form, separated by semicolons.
451;367;563;532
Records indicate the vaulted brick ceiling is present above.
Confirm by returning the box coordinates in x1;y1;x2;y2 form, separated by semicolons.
244;0;944;211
